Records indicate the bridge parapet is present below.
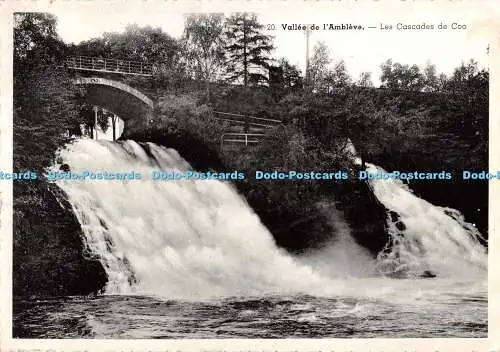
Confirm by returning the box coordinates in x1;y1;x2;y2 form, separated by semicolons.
67;56;153;77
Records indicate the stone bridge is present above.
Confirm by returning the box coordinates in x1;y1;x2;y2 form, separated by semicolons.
67;56;281;144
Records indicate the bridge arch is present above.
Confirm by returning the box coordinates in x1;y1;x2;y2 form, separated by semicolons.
74;77;154;132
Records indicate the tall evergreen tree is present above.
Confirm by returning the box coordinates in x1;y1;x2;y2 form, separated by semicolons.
224;13;274;86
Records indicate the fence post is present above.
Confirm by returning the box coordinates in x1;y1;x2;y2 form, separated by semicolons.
245;134;248;146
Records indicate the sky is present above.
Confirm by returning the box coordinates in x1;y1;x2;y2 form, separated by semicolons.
52;2;491;85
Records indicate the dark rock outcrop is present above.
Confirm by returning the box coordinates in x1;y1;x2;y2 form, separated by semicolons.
13;180;107;297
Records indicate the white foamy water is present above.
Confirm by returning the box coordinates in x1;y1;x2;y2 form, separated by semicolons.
50;139;487;302
51;139;345;298
344;139;487;279
365;163;487;279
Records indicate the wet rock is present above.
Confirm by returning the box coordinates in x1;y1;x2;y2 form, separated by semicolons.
59;163;70;172
395;221;406;231
389;210;399;222
420;270;437;278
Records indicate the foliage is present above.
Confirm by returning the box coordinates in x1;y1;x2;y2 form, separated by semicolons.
14;13;67;69
440;60;489;167
182;13;226;82
14;64;81;171
224;13;275;86
14;12;85;171
357;72;374;88
73;24;180;67
307;42;352;93
325;60;352;90
156;94;224;146
308;41;331;92
13;13;107;297
422;62;439;92
380;59;425;91
277;58;303;90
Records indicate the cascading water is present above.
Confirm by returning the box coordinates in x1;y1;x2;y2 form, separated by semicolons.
51;138;488;296
343;139;487;279
365;162;487;279
52;139;378;298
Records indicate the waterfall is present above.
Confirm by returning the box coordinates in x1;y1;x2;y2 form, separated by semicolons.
345;139;486;278
51;139;370;298
365;163;487;279
50;139;486;299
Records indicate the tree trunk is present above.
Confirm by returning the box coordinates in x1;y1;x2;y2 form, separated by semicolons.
93;106;98;140
243;19;248;86
111;115;117;141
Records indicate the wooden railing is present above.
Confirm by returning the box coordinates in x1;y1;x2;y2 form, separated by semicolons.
220;133;266;147
215;112;282;147
66;56;153;76
213;111;282;133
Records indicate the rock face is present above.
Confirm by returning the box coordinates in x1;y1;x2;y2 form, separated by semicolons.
328;179;390;255
13;180;107;297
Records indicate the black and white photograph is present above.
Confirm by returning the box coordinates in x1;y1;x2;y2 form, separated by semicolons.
0;0;498;349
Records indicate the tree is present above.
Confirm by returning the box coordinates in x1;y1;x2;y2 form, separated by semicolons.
74;24;180;71
79;105;95;139
324;60;352;91
278;58;303;89
14;13;66;69
443;60;488;152
110;114;119;141
422;62;439;92
14;13;84;170
438;73;448;91
182;13;226;82
380;59;425;91
14;65;81;170
357;71;374;88
447;59;481;91
308;41;331;92
224;13;274;86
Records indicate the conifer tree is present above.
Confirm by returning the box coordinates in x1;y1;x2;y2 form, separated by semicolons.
224;13;274;86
